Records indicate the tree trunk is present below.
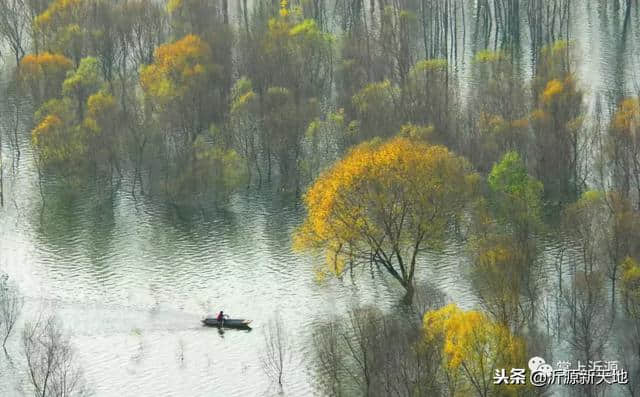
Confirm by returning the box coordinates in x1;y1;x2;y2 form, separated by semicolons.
222;0;229;24
611;275;616;319
402;282;414;305
242;0;250;34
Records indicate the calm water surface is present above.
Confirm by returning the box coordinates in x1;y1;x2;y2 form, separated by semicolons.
0;151;474;396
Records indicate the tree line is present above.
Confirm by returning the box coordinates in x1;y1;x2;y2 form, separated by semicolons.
1;0;635;205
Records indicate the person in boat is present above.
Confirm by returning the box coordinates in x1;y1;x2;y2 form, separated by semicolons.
216;310;228;325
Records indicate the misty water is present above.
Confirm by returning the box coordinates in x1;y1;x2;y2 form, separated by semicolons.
1;2;640;396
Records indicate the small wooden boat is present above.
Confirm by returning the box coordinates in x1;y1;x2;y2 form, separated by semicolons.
201;317;252;329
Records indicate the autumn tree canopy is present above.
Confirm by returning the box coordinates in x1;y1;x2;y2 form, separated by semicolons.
531;41;585;203
423;304;526;397
140;33;218;147
294;136;477;303
19;52;73;106
470;151;545;329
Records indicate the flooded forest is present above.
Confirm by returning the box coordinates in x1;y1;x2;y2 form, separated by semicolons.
0;0;640;396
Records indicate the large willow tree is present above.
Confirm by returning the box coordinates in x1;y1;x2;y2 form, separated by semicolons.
294;135;477;303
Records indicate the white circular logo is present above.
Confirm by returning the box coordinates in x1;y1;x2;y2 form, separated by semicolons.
528;356;546;372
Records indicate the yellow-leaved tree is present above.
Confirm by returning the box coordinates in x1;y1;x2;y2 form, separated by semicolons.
33;0;89;64
622;257;640;319
140;34;218;147
294;136;477;303
530;40;584;203
423;304;526;397
31;98;86;172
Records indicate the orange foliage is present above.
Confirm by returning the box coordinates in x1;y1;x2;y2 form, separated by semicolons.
31;114;64;147
140;34;213;104
19;52;74;102
21;52;73;75
20;52;73;85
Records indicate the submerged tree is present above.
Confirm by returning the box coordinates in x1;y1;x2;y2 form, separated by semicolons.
31;98;87;175
62;56;102;122
30;56;113;181
251;4;333;189
483;151;545;326
531;41;585;204
19;52;73;107
467;50;529;171
22;315;90;397
423;303;526;397
487;151;543;240
311;302;444;396
621;256;640;396
403;58;455;146
261;312;292;388
608;97;640;210
470;235;532;333
294;135;477;303
33;0;90;65
140;33;218;147
0;273;23;352
564;191;640;317
0;0;28;66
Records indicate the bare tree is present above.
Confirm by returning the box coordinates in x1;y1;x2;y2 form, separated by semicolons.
22;314;90;397
563;271;610;397
618;320;640;397
0;0;28;66
310;303;445;397
0;273;23;352
261;312;292;387
311;319;343;396
413;282;447;320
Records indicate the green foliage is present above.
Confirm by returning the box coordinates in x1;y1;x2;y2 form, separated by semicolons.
30;55;118;177
62;56;101;99
166;134;247;203
397;124;434;141
489;152;540;197
352;80;396;114
31;98;88;171
351;80;400;141
404;59;452;143
488;151;543;233
34;0;89;62
473;49;506;63
230;77;257;114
